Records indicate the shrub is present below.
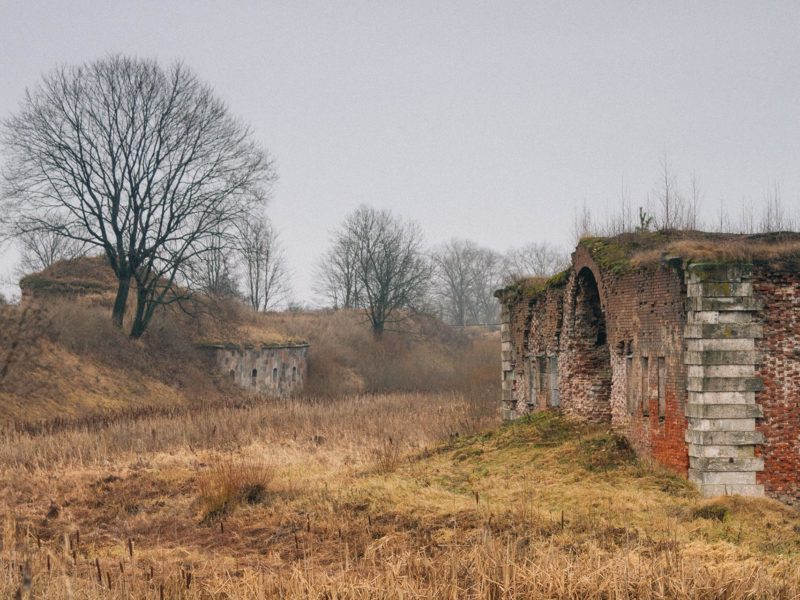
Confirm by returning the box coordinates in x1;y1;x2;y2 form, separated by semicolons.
693;501;730;522
197;457;275;523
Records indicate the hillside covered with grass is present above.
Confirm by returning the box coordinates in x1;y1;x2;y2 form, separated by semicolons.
0;257;498;426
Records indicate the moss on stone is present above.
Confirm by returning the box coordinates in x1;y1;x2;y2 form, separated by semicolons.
579;231;670;274
494;270;571;306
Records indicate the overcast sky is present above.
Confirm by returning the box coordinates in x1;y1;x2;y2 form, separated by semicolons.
1;1;799;302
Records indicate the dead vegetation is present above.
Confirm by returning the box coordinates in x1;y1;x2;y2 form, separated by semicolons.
3;252;799;598
1;402;799;599
227;307;499;398
0;281;498;425
579;230;800;272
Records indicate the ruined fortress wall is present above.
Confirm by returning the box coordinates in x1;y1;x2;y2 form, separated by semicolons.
501;234;800;501
502;248;690;474
502;285;564;416
753;265;800;504
572;249;689;472
206;345;309;397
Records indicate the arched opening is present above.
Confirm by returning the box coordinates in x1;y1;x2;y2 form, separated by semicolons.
572;267;612;422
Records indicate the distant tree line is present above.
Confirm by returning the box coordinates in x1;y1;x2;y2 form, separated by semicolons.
316;205;568;334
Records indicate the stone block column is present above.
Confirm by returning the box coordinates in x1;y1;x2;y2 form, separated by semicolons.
500;303;517;420
684;263;765;497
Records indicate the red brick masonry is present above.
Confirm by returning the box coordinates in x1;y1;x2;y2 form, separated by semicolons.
499;242;800;504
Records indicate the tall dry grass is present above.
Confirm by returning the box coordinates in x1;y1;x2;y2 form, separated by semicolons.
628;231;800;268
0;391;497;470
247;308;500;397
1;397;799;599
4;526;799;599
1;294;499;426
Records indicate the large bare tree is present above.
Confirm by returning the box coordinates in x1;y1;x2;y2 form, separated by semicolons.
1;55;273;337
321;206;430;336
237;215;290;311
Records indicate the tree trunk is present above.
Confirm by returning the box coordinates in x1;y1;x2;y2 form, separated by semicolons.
111;276;131;328
372;318;384;339
129;286;149;338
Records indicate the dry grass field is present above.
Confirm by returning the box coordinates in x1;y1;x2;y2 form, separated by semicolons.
2;392;800;599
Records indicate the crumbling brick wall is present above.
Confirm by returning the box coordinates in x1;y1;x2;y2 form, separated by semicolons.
502;283;564;415
558;266;612;423
499;233;800;501
585;257;689;473
753;264;800;505
501;246;689;474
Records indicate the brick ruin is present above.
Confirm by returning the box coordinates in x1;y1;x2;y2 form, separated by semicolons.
200;342;309;397
496;232;800;504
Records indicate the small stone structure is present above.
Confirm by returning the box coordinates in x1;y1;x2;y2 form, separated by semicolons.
496;232;800;504
200;342;309;397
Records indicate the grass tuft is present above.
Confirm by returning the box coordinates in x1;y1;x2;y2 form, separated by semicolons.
197;458;275;523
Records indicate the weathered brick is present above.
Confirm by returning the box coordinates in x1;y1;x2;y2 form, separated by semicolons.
499;238;800;505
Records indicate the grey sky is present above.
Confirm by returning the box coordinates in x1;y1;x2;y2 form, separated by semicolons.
2;1;799;302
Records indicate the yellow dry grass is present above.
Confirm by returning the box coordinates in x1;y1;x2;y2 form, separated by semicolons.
1;396;798;599
628;234;800;268
0;341;189;423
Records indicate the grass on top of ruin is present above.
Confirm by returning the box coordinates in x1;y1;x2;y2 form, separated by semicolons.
2;395;800;599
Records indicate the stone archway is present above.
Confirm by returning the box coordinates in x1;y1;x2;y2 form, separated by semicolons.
570;267;612;423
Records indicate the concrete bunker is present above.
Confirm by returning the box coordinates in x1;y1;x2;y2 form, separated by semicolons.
199;341;310;397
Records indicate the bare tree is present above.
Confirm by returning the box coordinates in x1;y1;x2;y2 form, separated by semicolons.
16;222;85;274
686;171;702;230
654;152;680;230
431;240;473;326
324;206;430;336
502;242;568;283
430;239;502;325
652;152;704;231
759;183;795;232
1;55;273;337
237;216;290;311
572;200;595;242
468;247;504;324
189;231;240;298
315;230;363;309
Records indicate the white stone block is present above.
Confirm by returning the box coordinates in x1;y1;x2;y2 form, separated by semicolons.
688;391;756;405
686;338;755;352
687;417;755;432
689;469;756;485
687;365;755;379
697;483;764;498
687;443;756;458
688;311;755;325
